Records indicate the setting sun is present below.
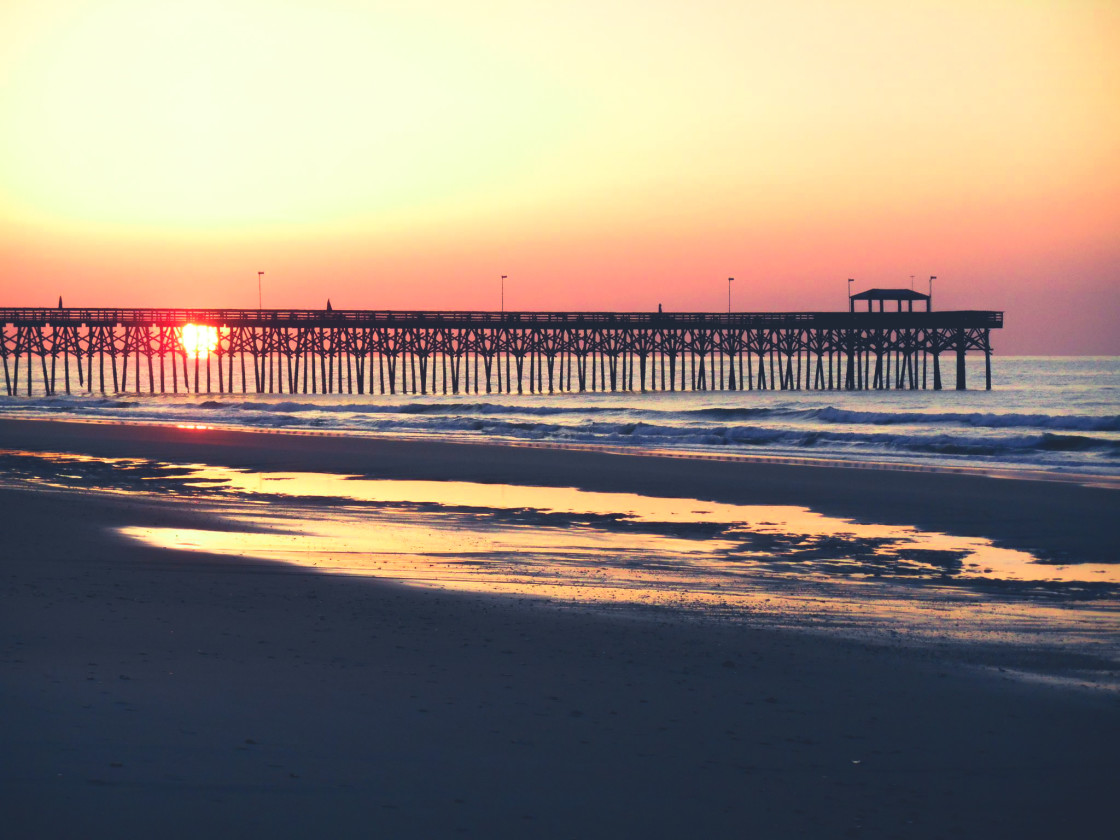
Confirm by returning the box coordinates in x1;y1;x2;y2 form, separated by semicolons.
181;324;218;359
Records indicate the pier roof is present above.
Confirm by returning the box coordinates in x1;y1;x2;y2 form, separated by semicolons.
850;288;932;313
850;288;930;302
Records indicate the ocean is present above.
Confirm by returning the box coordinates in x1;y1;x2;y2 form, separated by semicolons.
1;356;1116;483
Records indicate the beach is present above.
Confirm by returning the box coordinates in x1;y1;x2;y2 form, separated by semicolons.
4;0;1117;834
1;418;1118;838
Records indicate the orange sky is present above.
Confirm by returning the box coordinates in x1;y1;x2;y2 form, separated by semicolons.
1;0;1117;353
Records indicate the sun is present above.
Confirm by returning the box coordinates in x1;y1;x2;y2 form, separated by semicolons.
181;324;219;359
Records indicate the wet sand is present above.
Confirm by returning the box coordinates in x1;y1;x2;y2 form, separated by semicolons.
1;418;1118;838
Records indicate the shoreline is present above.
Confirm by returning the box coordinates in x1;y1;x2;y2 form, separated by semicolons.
5;411;1119;490
1;416;1116;565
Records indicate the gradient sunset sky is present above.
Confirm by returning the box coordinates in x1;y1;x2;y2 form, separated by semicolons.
1;0;1117;353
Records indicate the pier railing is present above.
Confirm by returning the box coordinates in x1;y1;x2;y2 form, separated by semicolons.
0;307;1002;330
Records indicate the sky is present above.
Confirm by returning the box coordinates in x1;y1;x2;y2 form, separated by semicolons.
1;0;1117;353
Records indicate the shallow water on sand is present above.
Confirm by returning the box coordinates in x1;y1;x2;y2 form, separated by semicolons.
4;448;1117;685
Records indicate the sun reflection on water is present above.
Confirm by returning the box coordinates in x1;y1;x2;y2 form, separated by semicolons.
109;462;1120;600
3;448;1115;589
117;493;1120;667
163;467;1120;586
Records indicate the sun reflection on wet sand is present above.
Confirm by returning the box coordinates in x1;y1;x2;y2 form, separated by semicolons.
4;448;1116;587
3;447;1116;586
117;465;1119;663
151;464;1120;586
3;447;1116;675
118;500;1120;672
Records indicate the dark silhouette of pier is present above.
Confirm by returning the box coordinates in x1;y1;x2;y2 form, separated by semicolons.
0;302;1002;397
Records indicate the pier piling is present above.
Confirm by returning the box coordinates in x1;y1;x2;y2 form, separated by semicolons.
0;307;1001;397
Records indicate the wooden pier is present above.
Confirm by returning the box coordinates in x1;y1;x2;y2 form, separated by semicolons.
0;305;1002;397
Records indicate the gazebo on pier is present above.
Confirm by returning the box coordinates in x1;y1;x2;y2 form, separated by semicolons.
850;288;931;313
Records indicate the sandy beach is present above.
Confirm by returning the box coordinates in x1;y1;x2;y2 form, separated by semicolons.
1;418;1117;838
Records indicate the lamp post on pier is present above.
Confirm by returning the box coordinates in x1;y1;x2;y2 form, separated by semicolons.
929;275;936;310
728;277;733;314
847;278;854;312
501;275;507;315
258;271;264;310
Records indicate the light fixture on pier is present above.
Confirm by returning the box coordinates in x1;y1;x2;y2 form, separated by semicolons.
501;275;507;314
258;271;264;310
728;277;733;314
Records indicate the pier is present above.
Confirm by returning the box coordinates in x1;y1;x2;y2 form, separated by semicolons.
0;303;1002;397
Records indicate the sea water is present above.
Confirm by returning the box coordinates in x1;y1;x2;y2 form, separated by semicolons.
1;356;1116;482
